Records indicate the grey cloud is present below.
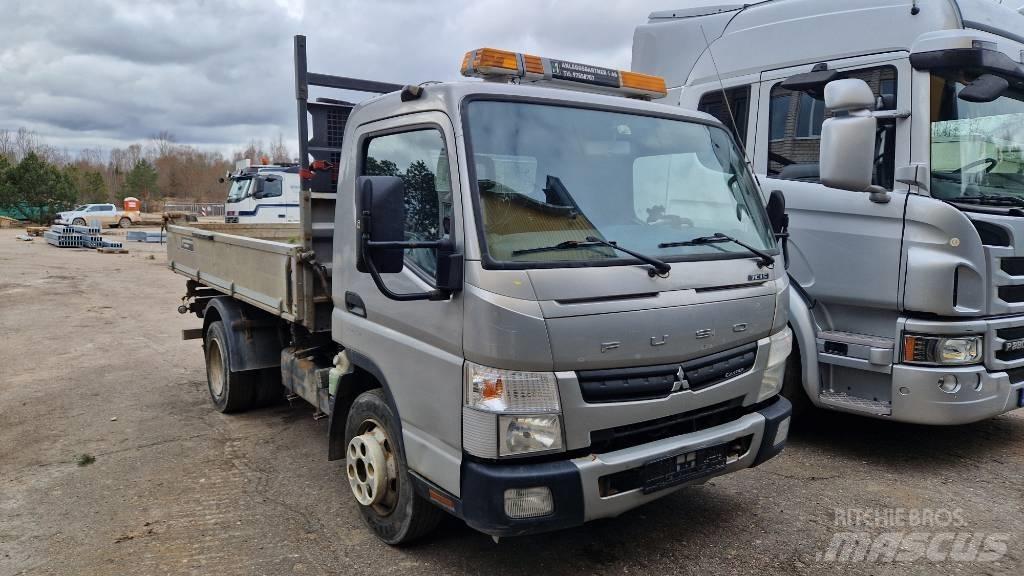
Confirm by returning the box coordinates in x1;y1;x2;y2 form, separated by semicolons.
2;0;671;155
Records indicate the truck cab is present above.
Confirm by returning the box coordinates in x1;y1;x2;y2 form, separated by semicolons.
633;0;1024;424
169;38;792;544
223;162;301;224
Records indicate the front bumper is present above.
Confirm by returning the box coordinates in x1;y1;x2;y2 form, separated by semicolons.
458;396;791;537
890;316;1024;424
890;364;1024;425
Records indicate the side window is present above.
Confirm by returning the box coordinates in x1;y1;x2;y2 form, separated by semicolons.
261;176;283;198
698;86;751;144
768;66;897;188
363;128;451;281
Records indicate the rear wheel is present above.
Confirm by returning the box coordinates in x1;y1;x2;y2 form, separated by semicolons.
345;389;443;545
204;321;258;413
118;217;132;228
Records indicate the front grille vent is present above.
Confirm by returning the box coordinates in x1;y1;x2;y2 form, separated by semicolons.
576;343;757;403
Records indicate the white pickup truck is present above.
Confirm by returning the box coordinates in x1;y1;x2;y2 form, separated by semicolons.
56;203;139;228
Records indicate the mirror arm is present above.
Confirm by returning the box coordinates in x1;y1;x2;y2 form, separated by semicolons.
359;212;457;302
361;239;453;302
872;109;911;120
866;185;891;204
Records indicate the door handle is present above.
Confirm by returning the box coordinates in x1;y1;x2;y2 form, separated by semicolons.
345;291;366;317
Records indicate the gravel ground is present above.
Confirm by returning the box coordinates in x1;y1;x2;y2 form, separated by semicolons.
0;227;1022;576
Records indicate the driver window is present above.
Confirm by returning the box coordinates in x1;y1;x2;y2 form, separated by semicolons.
363;128;451;281
767;65;897;189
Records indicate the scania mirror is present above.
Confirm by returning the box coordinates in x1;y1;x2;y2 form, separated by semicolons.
959;74;1009;103
819;79;888;203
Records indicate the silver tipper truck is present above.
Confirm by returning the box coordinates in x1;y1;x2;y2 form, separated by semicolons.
633;0;1024;424
167;37;793;544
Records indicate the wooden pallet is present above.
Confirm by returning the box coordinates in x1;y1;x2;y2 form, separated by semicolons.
25;226;48;237
96;247;128;254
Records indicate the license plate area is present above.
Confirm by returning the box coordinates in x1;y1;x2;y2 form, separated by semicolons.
640;439;745;494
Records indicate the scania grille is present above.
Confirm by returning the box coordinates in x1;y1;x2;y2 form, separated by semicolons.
576;343;757;403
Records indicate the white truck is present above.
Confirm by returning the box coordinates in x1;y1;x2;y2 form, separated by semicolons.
167;36;793;544
56;202;139;228
222;161;302;224
632;0;1024;424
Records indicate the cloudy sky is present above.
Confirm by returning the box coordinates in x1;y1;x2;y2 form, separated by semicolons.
2;0;685;157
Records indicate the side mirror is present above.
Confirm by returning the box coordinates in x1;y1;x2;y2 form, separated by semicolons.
358;176;406;274
766;190;787;236
819;79;887;202
356;175;464;301
958;74;1009;103
766;190;790;269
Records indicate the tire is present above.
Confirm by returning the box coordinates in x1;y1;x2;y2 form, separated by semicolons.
118;217;132;228
204;321;257;413
780;336;813;423
344;389;444;545
72;218;86;226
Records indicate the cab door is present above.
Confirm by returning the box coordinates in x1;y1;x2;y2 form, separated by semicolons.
333;111;465;496
753;54;912;404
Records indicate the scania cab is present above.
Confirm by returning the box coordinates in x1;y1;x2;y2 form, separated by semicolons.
633;0;1024;423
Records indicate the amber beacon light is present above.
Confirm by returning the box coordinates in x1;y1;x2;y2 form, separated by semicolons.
461;47;668;100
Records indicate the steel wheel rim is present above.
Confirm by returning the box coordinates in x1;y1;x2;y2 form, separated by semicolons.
208;340;225;398
346;418;399;515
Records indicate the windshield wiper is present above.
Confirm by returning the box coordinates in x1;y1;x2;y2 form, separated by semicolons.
510;238;671;277
511;240;610;256
949;194;1024;208
584;236;671;277
659;232;775;268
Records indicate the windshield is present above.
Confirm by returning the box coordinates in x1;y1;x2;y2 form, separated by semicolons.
226;178;252;203
930;74;1024;201
464;100;775;266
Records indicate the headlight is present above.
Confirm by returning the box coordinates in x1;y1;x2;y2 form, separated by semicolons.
465;362;559;413
463;362;564;458
758;327;792;402
902;334;982;365
499;415;563;456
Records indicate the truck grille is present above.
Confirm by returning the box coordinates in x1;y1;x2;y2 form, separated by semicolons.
995;326;1024;362
576;343;757;403
587;397;747;455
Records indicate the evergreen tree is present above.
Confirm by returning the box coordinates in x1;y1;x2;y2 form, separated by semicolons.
124;159;159;201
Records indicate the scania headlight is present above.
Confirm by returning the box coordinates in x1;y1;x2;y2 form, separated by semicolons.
758;327;793;402
902;334;982;365
463;362;563;458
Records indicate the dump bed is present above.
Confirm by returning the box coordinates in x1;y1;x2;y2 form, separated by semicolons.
167;223;307;324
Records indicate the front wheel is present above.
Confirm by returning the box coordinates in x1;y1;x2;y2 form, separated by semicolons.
72;218;86;226
118;217;132;228
344;389;443;545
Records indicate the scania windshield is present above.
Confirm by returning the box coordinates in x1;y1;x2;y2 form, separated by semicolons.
463;100;775;268
930;73;1024;203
